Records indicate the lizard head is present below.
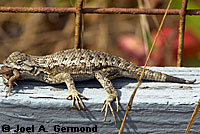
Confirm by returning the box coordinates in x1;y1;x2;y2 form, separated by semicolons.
3;51;34;71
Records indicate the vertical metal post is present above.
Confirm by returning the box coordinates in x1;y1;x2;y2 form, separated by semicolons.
177;0;188;67
74;0;84;49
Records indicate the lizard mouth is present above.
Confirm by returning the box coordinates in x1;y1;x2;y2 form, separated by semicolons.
0;66;14;74
0;66;15;84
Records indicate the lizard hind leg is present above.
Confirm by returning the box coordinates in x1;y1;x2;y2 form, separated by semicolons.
54;73;87;110
94;68;120;125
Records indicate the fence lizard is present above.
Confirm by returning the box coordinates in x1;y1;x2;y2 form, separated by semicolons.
0;49;196;125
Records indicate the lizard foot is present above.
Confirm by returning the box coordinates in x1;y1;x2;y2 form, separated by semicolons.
5;82;18;97
67;90;87;110
5;87;12;97
101;95;119;125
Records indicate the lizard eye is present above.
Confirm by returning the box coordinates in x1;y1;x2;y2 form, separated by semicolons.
16;60;22;64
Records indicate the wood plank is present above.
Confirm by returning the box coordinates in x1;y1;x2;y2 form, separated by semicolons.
0;65;200;133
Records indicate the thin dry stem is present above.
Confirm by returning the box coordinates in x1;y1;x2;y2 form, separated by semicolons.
185;98;200;134
138;0;150;57
118;0;173;133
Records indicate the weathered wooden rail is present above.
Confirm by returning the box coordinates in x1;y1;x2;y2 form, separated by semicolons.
0;66;199;133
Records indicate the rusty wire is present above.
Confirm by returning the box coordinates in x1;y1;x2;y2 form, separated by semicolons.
177;0;188;67
0;6;200;15
74;0;84;49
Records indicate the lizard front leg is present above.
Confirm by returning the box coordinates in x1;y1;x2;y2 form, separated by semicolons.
94;68;120;125
54;73;86;110
6;69;20;97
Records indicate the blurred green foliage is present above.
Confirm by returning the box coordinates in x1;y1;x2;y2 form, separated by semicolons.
171;0;200;38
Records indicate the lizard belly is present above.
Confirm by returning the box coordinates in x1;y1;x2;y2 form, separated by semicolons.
71;74;95;81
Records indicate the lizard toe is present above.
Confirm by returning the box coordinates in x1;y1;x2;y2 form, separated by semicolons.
67;90;86;110
101;98;117;125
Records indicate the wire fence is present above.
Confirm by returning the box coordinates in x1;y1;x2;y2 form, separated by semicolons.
0;0;198;66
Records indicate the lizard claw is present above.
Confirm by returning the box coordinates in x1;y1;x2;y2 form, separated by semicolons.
66;90;87;110
101;96;119;125
5;84;13;97
5;88;12;97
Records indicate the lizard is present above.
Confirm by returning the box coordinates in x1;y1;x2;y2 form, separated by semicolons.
0;49;196;125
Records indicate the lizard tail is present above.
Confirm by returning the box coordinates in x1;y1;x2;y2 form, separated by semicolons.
140;68;196;84
125;66;196;84
165;75;196;84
